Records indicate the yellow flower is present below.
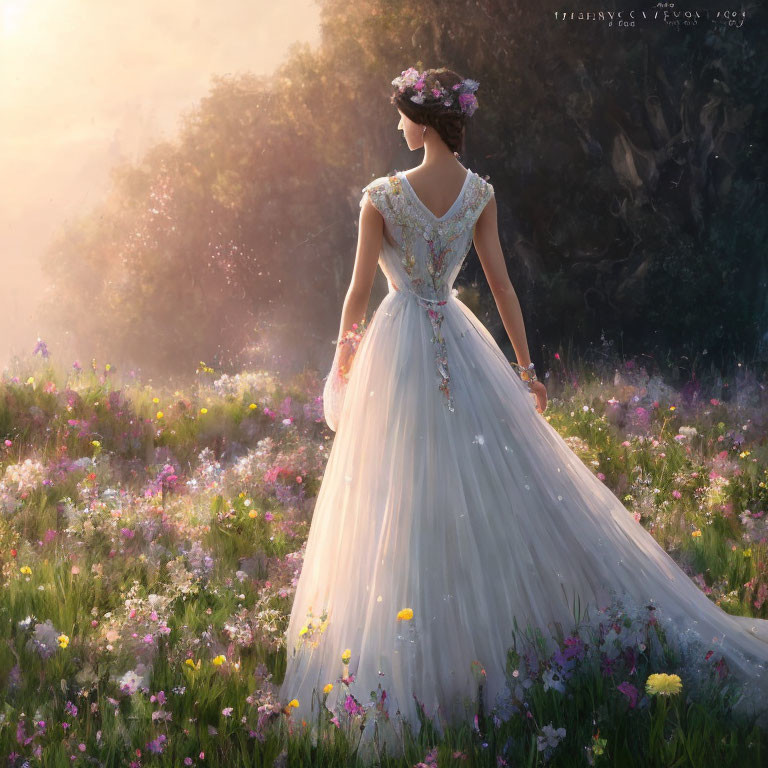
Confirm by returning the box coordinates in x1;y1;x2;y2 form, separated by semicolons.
396;607;414;621
185;658;201;669
248;510;258;518
152;397;160;404
105;363;111;371
669;405;676;411
248;403;257;410
20;565;32;575
740;450;751;459
57;634;70;648
298;625;309;636
212;654;226;666
645;672;682;696
341;648;351;665
744;548;752;558
200;407;208;414
91;440;100;447
691;530;702;537
156;411;164;419
323;683;333;694
288;698;299;708
26;376;35;385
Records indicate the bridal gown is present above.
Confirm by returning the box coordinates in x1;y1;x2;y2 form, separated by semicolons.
279;167;768;761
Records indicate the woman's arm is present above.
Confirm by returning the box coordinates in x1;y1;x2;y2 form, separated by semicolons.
473;193;547;413
335;195;384;374
472;194;532;368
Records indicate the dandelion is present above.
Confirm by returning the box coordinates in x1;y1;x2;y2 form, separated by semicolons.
156;411;164;419
152;397;160;404
645;672;682;696
249;403;257;410
20;566;32;575
396;608;414;621
200;408;208;415
288;698;299;708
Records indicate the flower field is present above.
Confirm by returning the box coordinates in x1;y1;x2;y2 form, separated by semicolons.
1;346;767;767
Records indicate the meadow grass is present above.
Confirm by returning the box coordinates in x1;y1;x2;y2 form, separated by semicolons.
1;347;767;766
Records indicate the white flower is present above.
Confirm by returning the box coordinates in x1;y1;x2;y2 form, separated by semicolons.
537;723;566;752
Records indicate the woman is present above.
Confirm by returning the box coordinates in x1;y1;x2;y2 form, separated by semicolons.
279;66;768;763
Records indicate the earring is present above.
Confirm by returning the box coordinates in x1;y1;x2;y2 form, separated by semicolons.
422;126;426;134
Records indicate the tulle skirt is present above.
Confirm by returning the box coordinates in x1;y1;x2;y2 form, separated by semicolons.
279;287;768;763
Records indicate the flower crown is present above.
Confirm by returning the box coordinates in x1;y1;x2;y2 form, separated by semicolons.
391;67;480;117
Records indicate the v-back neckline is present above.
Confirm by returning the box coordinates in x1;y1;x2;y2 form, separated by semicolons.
398;167;472;222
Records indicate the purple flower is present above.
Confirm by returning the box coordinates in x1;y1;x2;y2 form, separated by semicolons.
33;338;50;358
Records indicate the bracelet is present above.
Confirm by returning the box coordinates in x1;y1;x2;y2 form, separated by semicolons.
510;361;538;391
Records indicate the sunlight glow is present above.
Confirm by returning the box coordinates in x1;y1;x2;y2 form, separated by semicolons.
2;0;29;37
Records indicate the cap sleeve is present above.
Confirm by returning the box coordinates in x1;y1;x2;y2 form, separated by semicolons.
360;176;390;216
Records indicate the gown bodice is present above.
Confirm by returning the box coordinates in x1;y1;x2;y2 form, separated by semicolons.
360;167;495;304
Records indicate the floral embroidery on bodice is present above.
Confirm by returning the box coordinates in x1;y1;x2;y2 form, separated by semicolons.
360;168;494;412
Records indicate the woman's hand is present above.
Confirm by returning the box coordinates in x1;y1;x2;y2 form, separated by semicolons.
338;343;356;378
530;380;548;414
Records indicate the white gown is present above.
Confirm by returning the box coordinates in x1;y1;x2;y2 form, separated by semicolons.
279;167;768;762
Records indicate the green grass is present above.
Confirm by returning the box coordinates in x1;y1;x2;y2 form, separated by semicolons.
1;349;767;766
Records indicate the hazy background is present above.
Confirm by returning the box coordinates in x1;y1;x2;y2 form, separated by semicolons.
1;0;321;366
2;0;766;385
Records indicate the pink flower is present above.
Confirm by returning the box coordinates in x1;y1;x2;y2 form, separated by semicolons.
597;472;606;481
617;680;639;708
672;490;682;499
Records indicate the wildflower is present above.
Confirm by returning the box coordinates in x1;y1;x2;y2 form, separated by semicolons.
744;548;752;558
288;699;299;708
200;408;208;415
537;722;566;752
323;683;333;694
645;672;682;696
91;440;100;447
341;648;351;665
152;397;160;404
57;634;70;649
249;403;257;410
396;607;414;621
691;530;702;538
616;680;638;708
156;411;164;419
222;707;233;717
185;658;200;670
20;566;32;575
212;655;226;666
